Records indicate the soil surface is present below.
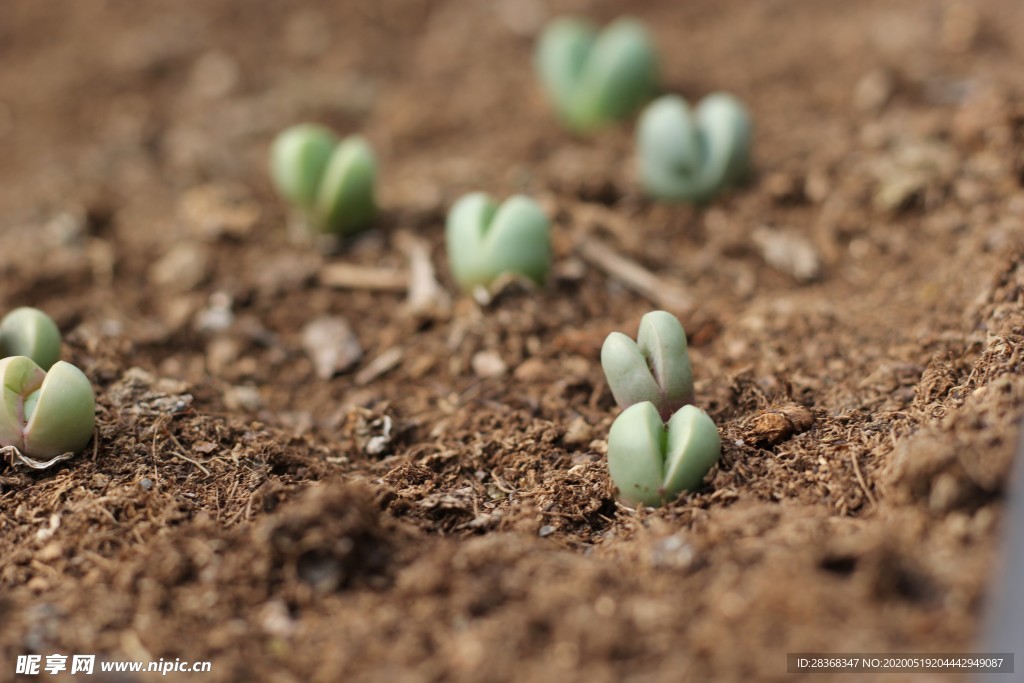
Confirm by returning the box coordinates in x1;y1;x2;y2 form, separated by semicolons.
2;1;1024;681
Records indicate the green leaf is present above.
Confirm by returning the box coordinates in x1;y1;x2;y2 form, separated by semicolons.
0;356;45;453
663;405;722;495
607;402;668;507
0;307;62;370
601;331;663;412
536;18;597;122
269;124;338;209
23;361;96;459
313;136;377;236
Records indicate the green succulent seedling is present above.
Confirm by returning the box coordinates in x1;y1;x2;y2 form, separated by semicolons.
0;356;95;461
601;311;693;421
637;93;752;202
269;123;377;237
0;307;61;370
607;402;721;508
445;192;552;292
536;16;658;133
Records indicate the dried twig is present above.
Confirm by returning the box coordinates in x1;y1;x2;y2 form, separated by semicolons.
1;445;75;471
577;238;692;313
849;450;877;510
319;263;408;291
396;230;451;315
161;424;212;476
355;346;404;386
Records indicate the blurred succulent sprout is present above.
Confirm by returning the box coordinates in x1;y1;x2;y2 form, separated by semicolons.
0;307;61;370
637;93;752;202
607;402;720;507
445;192;552;292
601;311;693;420
536;17;658;132
0;356;95;462
270;123;377;236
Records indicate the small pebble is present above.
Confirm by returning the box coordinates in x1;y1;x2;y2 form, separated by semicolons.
189;50;239;99
472;350;507;379
194;291;234;333
206;337;240;376
563;416;594;447
942;2;980;53
150;242;209;292
302;316;363;379
224;385;263;412
853;69;893;113
752;227;821;283
514;357;547;382
37;542;62;563
179;184;260;239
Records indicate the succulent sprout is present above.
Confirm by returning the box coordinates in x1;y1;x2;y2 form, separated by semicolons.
269;123;377;236
0;307;62;370
637;93;752;202
601;311;693;420
607;402;721;507
445;192;552;292
536;16;658;133
0;356;95;461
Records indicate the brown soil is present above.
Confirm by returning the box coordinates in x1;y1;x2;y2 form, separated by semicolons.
2;1;1024;681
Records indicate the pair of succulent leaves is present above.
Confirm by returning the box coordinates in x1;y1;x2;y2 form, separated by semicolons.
445;193;552;292
0;308;95;461
270;124;377;237
536;17;658;133
538;17;752;202
638;93;752;203
602;311;720;507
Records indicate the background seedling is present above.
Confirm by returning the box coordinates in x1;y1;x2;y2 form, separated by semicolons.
607;402;721;508
270;123;377;237
0;356;95;462
0;307;62;370
602;310;694;420
445;192;552;293
536;16;658;132
637;93;752;202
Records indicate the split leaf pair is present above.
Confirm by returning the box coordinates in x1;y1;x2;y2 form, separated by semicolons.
0;356;95;461
608;402;721;508
270;124;377;237
446;193;551;292
637;93;752;202
0;308;95;461
537;17;658;133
